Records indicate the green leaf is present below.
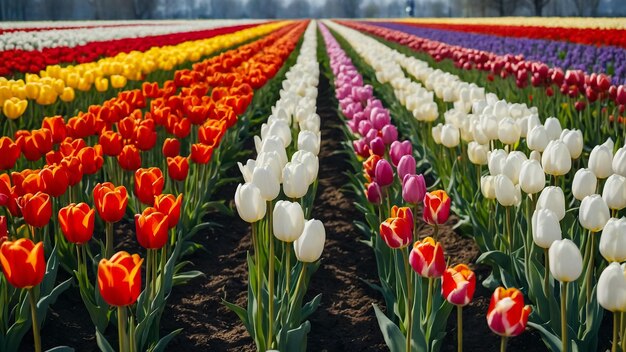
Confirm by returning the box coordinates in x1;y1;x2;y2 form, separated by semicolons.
373;304;405;352
300;294;322;321
284;321;311;352
151;328;182;352
45;347;75;352
96;329;115;352
172;270;204;286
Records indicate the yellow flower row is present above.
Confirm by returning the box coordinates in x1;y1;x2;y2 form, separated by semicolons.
383;17;626;30
1;21;289;119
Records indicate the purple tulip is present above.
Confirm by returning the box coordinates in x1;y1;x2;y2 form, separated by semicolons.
397;154;416;181
358;120;373;137
352;139;370;158
370;107;391;130
381;124;398;145
364;129;378;144
375;159;394;187
370;136;386;157
389;140;413;167
347;119;359;134
366;182;382;204
402;174;427;205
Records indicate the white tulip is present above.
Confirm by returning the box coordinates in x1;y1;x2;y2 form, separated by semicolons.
532;208;562;249
273;200;305;242
467;142;489;165
527;125;549;152
603;174;626;210
549;239;583;282
294;219;326;263
579;195;610;232
441;124;460;148
502;151;527;185
261;120;292;147
597;263;626;312
481;175;497;200
495;175;521;207
488;149;507;176
529;150;542;163
238;159;256;183
251;165;280;201
589;143;614;179
498;118;521;145
613;146;626;177
600;218;626;263
256;136;288;168
298;130;320;155
481;114;499;141
234;183;267;223
544;117;562;141
291;150;319;184
541;140;571;176
519;159;545;194
282;162;310;199
537;186;565;220
572;168;597;201
432;123;443;144
560;129;583;159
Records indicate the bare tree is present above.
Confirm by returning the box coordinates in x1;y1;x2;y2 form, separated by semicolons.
573;0;601;16
525;0;550;16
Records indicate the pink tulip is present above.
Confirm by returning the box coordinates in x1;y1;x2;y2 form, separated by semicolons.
375;159;394;187
381;125;398;145
366;182;382;204
389;140;413;167
370;107;391;130
353;139;370;158
402;174;426;204
358;120;373;137
370;137;386;157
397;155;416;181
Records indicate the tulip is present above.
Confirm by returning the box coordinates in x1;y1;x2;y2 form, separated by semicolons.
537;186;565;220
442;263;476;306
93;182;128;223
282;162;310;199
18;192;52;228
135;207;169;249
234;183;266;223
498;118;520;146
0;137;20;170
0;238;45;289
389;140;412;167
409;236;445;278
374;159;394;187
467;142;488;165
162;138;180;159
502;151;526;185
541;140;571;176
572;169;597;201
440;124;460;148
600;218;626;263
381;124;398;145
134;167;164;206
423;190;451;225
402;174;427;205
256;151;283;181
0;216;6;239
369;137;385;157
603;174;626;211
380;206;413;249
293;219;325;262
560;129;583;160
589;143;614;180
167;156;189;182
519;159;545;194
238;160;256;184
98;251;143;307
488;149;507;176
58;203;95;244
39;165;69;198
291;150;319;184
78;146;104;175
486;287;531;340
597;263;626;312
190;143;214;164
495;175;521;207
153;194;182;229
366;182;382;204
397;154;416;181
481;175;497;200
526;126;549;152
531;209;562;249
549;239;583;282
544;117;562;141
298;130;320;155
99;131;123;156
613;146;626;177
251;165;280;201
2;98;28;120
273;201;305;242
579;195;610;232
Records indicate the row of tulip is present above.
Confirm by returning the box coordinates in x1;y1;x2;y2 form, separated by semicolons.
0;21;286;124
232;20;325;352
330;20;626;352
344;21;625;148
0;21;307;352
0;20;169;32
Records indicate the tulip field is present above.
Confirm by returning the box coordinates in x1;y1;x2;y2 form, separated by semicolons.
1;16;626;352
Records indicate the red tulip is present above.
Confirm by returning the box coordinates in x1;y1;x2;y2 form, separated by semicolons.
379;205;413;249
166;156;189;182
190;143;213;164
132;125;157;151
60;156;84;186
154;193;182;229
118;144;142;171
423;190;451;225
58;203;95;244
42;116;67;144
17;192;52;228
0;238;45;289
442;264;476;306
162;138;180;158
93;182;128;223
135;207;169;249
134;167;164;206
487;287;532;337
77;145;104;175
39;165;69;197
0;216;7;240
98;251;143;306
0;137;20;170
99;130;123;156
409;236;445;278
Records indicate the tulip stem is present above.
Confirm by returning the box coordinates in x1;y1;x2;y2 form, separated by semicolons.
251;224;263;343
118;306;128;352
401;249;413;352
505;206;512;255
457;305;463;352
585;234;595;305
286;243;292;296
28;289;41;352
151;249;158;299
613;312;618;352
426;277;434;324
268;201;275;349
105;222;113;259
561;282;568;352
543;248;550;296
500;336;507;352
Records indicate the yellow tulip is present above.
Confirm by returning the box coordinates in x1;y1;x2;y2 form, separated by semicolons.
24;82;41;100
110;75;127;89
0;86;12;101
59;87;75;102
3;98;28;120
94;77;109;92
52;79;66;94
77;78;92;92
10;85;26;100
35;85;57;105
66;72;80;88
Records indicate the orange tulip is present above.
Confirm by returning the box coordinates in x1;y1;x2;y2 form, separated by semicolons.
17;192;52;228
379;205;413;249
442;264;476;306
135;207;169;249
166;156;189;182
39;165;69;197
97;251;143;306
118;144;142;171
162;138;180;158
0;238;45;288
60;156;84;186
134;167;164;206
409;236;446;278
132;125;157;152
93;182;128;223
77;145;104;175
363;154;382;181
0;137;21;170
41;116;67;144
154;193;182;229
423;190;451;225
487;287;532;337
99;130;123;156
58;203;95;244
190;143;213;164
12;169;42;196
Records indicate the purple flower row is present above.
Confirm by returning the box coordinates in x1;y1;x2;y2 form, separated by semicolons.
370;21;626;85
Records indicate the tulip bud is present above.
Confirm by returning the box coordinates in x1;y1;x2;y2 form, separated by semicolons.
541;140;571;176
498;118;521;145
579;194;610;232
374;159;394;187
488;149;507;176
432;123;443;145
98;251;143;307
282;162;310;199
293;219;325;262
291;150;318;185
381;124;398;145
389;140;412;167
298;130;320;155
481;175;497;200
559;129;583;159
544;117;562;141
273;201;305;243
397;155;416;181
467;142;488;165
442;264;476;306
603;174;626;210
252;165;280;201
502;151;527;185
402;174;427;205
589;143;614;179
600;218;626;262
537;186;565;220
597;263;626;312
613;146;626;177
366;182;382;204
0;238;45;289
519;159;545;194
487;287;532;337
441;124;460;148
527;125;549;152
495;175;521;207
531;208;562;249
380;206;413;248
58;203;95;244
572;168;597;201
409;237;445;278
549;239;583;282
135;207;169;249
235;183;266;223
423;190;451;225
